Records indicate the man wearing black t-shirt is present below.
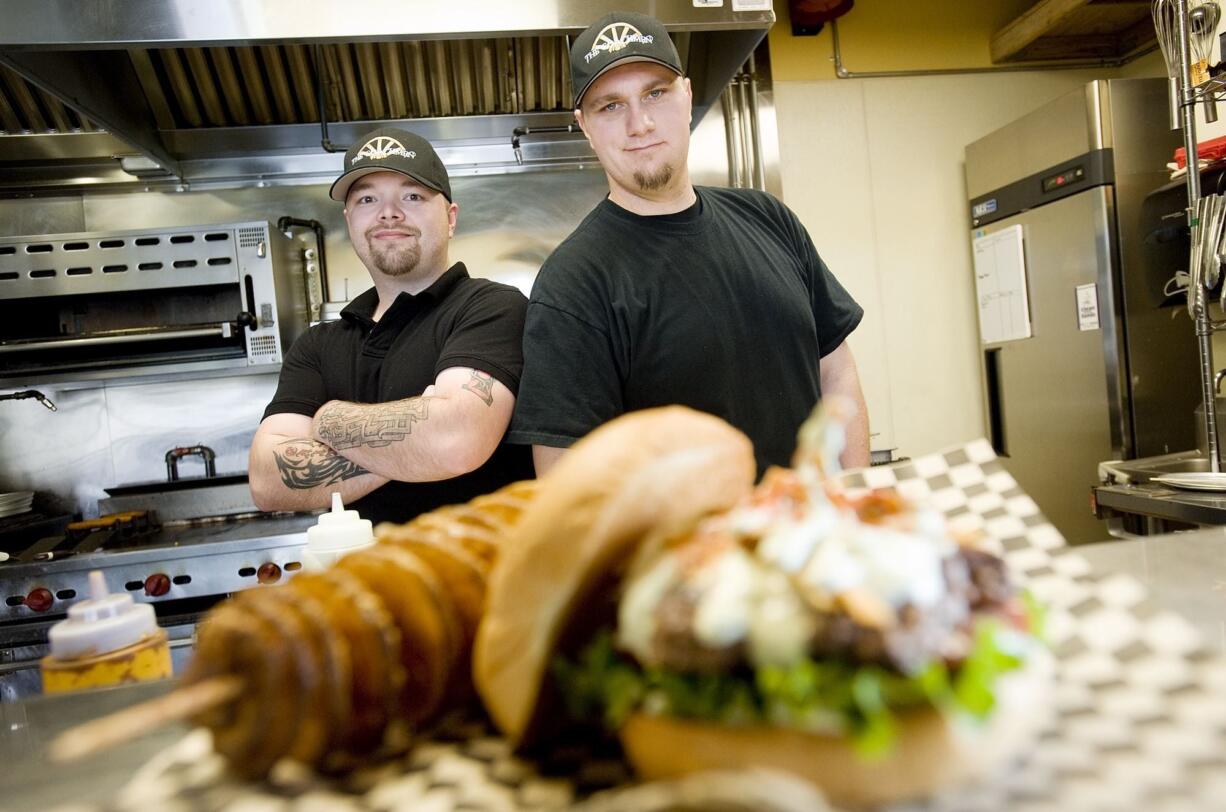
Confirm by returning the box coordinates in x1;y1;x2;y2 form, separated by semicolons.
249;127;532;523
508;11;869;477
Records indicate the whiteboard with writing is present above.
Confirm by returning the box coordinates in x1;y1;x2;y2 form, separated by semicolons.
972;225;1032;345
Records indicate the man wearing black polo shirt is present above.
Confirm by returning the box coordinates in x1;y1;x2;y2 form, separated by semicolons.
249;127;532;524
508;11;869;477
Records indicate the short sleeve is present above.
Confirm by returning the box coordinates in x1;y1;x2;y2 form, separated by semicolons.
506;300;624;448
781;201;863;357
262;327;328;420
434;284;528;394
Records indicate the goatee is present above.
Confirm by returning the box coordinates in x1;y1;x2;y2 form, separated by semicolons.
366;233;421;277
634;163;674;193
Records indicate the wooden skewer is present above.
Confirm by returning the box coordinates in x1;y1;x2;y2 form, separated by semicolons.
48;675;243;764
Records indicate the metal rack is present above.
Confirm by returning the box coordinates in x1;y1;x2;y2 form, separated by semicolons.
1191;73;1226;101
1173;0;1223;471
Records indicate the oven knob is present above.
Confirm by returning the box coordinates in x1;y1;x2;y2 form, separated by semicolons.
144;573;171;597
25;588;54;613
256;562;281;584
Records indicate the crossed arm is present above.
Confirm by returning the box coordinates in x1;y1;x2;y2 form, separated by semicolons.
249;367;514;512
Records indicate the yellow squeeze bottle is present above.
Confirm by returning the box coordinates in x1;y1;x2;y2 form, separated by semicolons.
40;571;171;694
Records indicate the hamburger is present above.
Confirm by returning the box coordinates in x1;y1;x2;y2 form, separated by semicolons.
475;405;1049;808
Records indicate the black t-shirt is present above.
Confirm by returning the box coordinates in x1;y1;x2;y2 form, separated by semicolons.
507;187;863;475
263;262;533;523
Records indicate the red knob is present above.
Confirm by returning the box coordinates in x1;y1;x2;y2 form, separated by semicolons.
256;562;281;584
25;588;54;613
144;573;171;597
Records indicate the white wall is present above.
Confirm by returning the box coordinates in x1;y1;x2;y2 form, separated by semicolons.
774;70;1122;457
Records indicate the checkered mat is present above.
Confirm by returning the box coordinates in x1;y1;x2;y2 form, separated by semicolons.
51;440;1226;812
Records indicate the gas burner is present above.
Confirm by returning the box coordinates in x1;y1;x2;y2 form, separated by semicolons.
0;512;316;624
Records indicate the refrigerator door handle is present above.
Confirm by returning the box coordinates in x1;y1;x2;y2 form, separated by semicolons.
985;347;1008;457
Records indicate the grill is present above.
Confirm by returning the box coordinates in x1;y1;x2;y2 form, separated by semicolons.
0;497;315;702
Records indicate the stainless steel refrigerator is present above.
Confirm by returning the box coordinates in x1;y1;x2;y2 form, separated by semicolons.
965;79;1195;544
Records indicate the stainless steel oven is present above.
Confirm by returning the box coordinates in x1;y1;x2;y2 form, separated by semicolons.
0;220;308;386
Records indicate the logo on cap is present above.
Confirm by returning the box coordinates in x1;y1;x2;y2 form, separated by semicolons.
351;135;417;166
584;22;655;64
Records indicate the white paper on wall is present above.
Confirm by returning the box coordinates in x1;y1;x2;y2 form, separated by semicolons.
1075;283;1100;331
972;225;1032;344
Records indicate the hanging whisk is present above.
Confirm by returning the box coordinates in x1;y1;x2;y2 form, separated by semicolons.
1154;0;1184;130
1190;0;1221;122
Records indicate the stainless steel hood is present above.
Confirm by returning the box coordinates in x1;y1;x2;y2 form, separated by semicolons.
0;0;773;194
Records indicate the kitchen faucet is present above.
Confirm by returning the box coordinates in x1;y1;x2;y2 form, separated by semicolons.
0;389;57;411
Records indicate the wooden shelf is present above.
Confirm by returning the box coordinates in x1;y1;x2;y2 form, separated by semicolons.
991;0;1157;63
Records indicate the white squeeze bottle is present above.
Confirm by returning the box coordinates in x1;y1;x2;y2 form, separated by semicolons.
303;492;375;569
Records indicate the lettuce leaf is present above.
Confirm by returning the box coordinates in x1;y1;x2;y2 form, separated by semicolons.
552;615;1030;758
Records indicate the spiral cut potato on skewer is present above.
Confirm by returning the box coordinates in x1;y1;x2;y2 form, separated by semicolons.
181;480;537;780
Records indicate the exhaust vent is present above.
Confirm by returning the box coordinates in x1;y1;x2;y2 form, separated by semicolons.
0;64;99;134
0;1;772;191
142;38;574;130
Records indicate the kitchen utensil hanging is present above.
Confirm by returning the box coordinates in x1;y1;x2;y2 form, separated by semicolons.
1154;0;1184;130
1216;204;1226;308
1202;194;1224;291
1188;193;1226;318
1191;1;1221;122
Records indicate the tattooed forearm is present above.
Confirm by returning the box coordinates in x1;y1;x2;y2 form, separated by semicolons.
314;398;432;450
272;439;369;489
461;370;495;406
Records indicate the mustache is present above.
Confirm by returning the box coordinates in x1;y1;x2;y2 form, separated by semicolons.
366;226;421;239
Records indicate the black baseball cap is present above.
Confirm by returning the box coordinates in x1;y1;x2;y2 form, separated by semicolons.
570;11;683;110
329;126;452;203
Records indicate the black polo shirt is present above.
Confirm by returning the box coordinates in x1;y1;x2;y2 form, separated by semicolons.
263;262;533;523
507;187;863;476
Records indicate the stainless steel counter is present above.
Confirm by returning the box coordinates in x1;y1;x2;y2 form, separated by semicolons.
0;679;186;811
1094;481;1226;531
1075;526;1226;652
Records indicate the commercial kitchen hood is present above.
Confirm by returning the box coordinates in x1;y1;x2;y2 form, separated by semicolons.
0;0;773;194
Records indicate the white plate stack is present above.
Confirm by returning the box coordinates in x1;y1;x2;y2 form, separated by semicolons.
0;491;34;519
1154;472;1226;492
